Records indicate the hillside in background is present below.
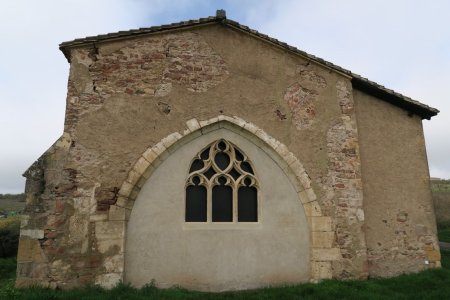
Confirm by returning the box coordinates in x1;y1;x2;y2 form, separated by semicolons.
0;194;25;215
431;179;450;224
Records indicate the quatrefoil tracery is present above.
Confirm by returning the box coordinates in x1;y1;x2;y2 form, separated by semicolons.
186;139;258;189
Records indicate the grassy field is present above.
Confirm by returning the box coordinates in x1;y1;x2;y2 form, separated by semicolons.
0;251;449;299
438;221;450;243
0;194;25;213
431;179;450;193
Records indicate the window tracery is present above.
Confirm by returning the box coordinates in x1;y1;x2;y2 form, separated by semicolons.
185;139;258;222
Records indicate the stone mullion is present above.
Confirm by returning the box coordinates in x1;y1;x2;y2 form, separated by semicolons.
207;181;212;223
232;181;238;223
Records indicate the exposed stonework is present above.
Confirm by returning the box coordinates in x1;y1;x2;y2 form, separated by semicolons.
284;66;327;130
285;83;318;129
90;31;229;97
313;79;368;279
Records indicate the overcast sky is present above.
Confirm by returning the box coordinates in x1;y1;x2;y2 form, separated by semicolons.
0;0;449;194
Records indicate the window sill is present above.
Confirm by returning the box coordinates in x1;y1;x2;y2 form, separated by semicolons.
183;222;262;230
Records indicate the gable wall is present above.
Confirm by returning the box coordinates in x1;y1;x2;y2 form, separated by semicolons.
17;23;433;289
353;89;440;276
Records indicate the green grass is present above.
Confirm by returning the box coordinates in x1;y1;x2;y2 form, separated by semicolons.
438;221;450;243
440;229;450;242
431;180;450;193
0;194;25;201
0;198;25;212
0;215;21;231
1;251;450;299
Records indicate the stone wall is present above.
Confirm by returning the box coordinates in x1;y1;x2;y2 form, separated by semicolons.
17;23;437;289
353;89;440;276
433;192;450;223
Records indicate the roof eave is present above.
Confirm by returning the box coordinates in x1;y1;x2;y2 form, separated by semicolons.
351;77;439;120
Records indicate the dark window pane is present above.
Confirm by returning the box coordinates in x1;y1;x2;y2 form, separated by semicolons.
189;159;204;173
238;186;257;222
214;152;230;170
193;176;201;185
200;148;210;160
186;183;207;222
212;181;232;222
229;168;240;180
240;161;254;174
204;167;216;179
235;149;244;161
218;141;226;151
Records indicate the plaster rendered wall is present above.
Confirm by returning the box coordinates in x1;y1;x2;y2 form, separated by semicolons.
353;89;440;277
18;23;371;288
125;128;310;291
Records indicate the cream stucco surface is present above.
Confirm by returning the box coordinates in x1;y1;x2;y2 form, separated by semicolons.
125;128;310;291
354;89;439;276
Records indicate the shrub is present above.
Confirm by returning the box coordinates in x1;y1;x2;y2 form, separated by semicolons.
0;216;20;258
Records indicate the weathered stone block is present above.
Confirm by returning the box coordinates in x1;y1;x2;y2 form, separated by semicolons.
126;170;142;186
142;148;159;164
243;122;259;134
304;201;322;217
89;213;108;222
186;118;200;132
109;205;126;221
201;121;222;135
151;142;167;157
230;116;247;128
312;232;334;248
425;249;441;262
97;239;124;254
115;196;128;208
282;151;297;166
297;172;312;189
104;254;124;273
161;132;182;149
275;143;289;158
17;239;47;263
311;217;332;232
305;188;317;202
255;129;270;144
20;229;44;239
289;159;305;176
119;181;134;198
132;157;151;175
312;248;341;261
95;221;125;241
311;261;332;279
95;273;122;289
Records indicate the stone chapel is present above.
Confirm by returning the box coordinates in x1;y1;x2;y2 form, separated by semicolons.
17;10;441;291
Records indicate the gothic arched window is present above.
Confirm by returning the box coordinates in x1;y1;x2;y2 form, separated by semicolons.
185;139;258;223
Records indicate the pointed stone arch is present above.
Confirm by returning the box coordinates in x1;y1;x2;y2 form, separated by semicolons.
101;115;338;287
